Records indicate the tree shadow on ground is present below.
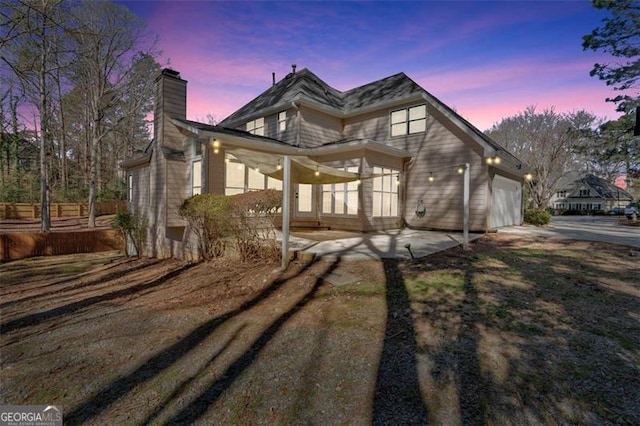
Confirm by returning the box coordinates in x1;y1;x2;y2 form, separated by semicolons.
372;258;429;425
0;262;195;334
162;257;343;424
0;258;159;310
64;257;337;425
404;235;640;424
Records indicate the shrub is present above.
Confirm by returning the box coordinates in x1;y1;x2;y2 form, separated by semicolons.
524;208;552;226
179;194;232;260
113;209;148;257
228;189;282;262
180;190;283;262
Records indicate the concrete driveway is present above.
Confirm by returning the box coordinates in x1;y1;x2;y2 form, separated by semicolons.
499;216;640;249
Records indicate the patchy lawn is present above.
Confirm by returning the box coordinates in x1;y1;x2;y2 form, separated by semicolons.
0;234;638;425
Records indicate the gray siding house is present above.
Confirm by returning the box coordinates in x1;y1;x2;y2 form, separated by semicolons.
549;172;633;212
122;68;527;258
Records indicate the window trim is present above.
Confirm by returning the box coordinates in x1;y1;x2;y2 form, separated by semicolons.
192;160;202;195
322;165;359;216
246;117;265;136
278;111;287;132
127;174;133;202
390;104;426;137
372;166;400;217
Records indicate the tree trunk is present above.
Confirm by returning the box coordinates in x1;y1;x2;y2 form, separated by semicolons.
39;18;50;233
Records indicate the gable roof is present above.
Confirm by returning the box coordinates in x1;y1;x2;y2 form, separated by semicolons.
557;173;632;200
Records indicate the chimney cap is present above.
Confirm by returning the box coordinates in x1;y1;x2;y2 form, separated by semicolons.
162;68;181;78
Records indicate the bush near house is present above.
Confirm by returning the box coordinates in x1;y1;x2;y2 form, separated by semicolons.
179;190;282;262
112;209;148;257
179;194;232;260
524;208;552;226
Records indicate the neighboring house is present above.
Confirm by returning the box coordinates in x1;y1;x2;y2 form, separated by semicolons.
122;67;528;258
549;172;633;212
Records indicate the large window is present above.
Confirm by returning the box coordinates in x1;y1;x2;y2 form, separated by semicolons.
192;160;202;195
322;166;359;215
390;104;426;136
224;153;282;195
372;166;399;217
246;117;264;136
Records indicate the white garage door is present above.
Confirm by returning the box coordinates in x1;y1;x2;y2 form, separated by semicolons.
491;175;522;228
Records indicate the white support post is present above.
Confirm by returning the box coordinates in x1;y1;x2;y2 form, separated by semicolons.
463;162;470;250
281;155;291;269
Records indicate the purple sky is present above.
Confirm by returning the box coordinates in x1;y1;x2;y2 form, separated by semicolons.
119;0;622;131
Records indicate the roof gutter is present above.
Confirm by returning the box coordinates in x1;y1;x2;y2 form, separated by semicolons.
120;152;152;169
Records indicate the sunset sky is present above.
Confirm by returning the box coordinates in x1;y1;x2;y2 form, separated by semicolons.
119;0;623;131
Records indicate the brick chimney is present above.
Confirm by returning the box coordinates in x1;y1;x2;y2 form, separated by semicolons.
154;68;187;149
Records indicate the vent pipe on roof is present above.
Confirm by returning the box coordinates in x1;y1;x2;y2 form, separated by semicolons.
292;64;297;74
272;72;276;86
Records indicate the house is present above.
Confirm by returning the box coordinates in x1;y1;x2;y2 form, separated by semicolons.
122;67;528;258
550;172;633;212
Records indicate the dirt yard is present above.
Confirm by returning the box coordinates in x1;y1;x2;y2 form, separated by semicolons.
1;234;638;425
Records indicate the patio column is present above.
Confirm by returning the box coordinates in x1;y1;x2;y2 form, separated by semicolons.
281;155;291;269
463;163;470;250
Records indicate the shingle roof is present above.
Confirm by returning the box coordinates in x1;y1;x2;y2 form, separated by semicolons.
217;68;523;167
557;172;632;200
220;69;343;126
583;173;633;200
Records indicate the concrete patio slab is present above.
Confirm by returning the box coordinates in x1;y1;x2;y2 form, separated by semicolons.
281;228;484;261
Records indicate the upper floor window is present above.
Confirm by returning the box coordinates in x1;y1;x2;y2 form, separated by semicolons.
557;190;567;198
278;111;287;132
247;117;264;136
579;189;590;197
390;104;426;137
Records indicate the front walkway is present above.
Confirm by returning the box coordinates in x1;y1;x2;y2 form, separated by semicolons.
283;228;484;261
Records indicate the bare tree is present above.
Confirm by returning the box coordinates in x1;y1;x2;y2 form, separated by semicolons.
66;1;159;227
0;0;70;231
487;106;599;209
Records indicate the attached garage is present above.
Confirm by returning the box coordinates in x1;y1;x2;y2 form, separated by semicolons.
490;174;522;228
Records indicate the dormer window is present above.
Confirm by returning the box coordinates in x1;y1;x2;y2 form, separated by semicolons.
390;104;426;136
247;117;264;136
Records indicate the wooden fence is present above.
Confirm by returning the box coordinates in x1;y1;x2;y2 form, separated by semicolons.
0;201;127;220
0;230;122;261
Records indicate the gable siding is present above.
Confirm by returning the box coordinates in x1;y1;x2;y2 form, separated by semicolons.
299;106;343;147
344;103;488;231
